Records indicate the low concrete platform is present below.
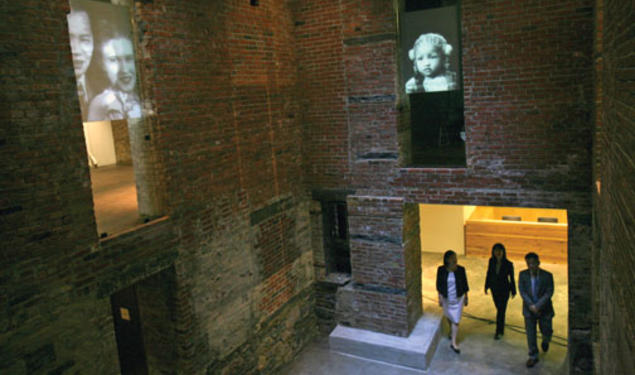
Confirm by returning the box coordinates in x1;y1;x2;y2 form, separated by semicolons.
329;314;442;371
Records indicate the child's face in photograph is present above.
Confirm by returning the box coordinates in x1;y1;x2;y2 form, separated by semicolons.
414;43;442;78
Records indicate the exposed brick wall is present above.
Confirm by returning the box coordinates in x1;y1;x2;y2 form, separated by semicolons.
290;0;351;188
296;0;595;371
338;195;420;336
2;1;315;375
593;0;635;373
1;0;607;374
135;0;315;372
403;202;422;328
136;267;177;374
111;119;132;165
1;1;117;373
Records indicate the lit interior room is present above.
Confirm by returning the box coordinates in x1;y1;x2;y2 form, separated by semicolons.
83;119;139;236
420;204;569;370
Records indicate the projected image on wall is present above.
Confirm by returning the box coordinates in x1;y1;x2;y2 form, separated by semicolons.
405;33;458;94
401;2;466;167
401;6;461;94
68;0;141;122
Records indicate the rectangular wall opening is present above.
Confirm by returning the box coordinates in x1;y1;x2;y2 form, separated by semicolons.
399;0;466;167
68;0;162;237
111;285;149;375
417;203;569;369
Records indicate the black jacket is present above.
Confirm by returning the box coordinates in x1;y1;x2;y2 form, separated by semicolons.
436;265;469;298
485;258;516;297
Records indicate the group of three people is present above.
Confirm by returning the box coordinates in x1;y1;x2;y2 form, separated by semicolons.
436;243;554;368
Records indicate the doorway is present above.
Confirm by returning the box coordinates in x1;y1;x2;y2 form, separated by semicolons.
418;204;569;372
111;285;149;375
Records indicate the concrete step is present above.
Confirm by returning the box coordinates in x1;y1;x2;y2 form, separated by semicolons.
328;314;443;371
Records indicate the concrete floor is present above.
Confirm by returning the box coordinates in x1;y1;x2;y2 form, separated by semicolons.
281;252;568;374
89;165;141;236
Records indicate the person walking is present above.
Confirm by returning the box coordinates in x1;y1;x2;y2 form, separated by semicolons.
484;243;516;339
518;252;554;368
436;250;469;354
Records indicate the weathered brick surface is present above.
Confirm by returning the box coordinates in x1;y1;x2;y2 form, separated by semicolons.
298;0;596;371
136;267;177;375
1;0;619;373
339;195;420;336
403;203;422;328
111;120;132;165
2;1;316;375
593;0;635;373
290;0;350;188
336;283;410;336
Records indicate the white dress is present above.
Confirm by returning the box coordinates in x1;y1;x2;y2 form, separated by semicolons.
442;272;465;324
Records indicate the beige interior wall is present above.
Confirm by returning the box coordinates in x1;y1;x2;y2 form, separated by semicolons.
83;120;117;167
419;204;466;255
463;205;476;221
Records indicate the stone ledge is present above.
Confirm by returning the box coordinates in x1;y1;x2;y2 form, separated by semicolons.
328;314;442;370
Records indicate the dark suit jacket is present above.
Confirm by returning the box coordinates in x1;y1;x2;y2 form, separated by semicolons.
518;268;554;318
436;265;469;299
485;258;516;297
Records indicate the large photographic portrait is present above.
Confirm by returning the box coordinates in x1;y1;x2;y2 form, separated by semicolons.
401;6;461;94
68;0;141;122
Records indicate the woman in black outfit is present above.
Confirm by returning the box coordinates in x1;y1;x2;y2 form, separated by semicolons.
484;243;516;339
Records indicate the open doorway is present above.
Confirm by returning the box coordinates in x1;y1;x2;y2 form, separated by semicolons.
419;204;568;371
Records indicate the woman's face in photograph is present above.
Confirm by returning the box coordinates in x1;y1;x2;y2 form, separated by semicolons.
102;38;136;93
68;11;93;78
414;43;442;78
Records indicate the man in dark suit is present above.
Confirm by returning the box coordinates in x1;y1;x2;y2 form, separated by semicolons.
518;252;554;368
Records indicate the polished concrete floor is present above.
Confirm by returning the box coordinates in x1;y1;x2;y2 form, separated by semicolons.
89;165;141;236
281;252;568;374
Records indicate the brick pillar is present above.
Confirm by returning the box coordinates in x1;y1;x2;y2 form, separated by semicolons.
335;196;421;337
128;116;166;219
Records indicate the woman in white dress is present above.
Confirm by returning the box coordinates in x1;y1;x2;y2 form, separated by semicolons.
436;250;469;353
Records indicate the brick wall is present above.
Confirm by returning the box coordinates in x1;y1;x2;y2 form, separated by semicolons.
593;0;635;373
1;0;608;373
297;0;595;371
135;0;316;373
2;1;316;374
111;119;132;165
337;196;420;336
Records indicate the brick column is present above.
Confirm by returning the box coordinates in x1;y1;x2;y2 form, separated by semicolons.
335;196;421;337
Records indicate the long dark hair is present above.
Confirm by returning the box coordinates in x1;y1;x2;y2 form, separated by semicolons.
443;249;457;267
490;243;507;261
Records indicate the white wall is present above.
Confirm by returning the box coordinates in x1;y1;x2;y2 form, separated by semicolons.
419;204;469;255
83;120;117;167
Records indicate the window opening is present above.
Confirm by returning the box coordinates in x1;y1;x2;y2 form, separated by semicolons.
400;0;466;167
68;0;159;237
322;201;351;275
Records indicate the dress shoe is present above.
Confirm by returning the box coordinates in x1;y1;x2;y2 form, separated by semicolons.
450;344;461;354
541;341;549;352
526;358;539;368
